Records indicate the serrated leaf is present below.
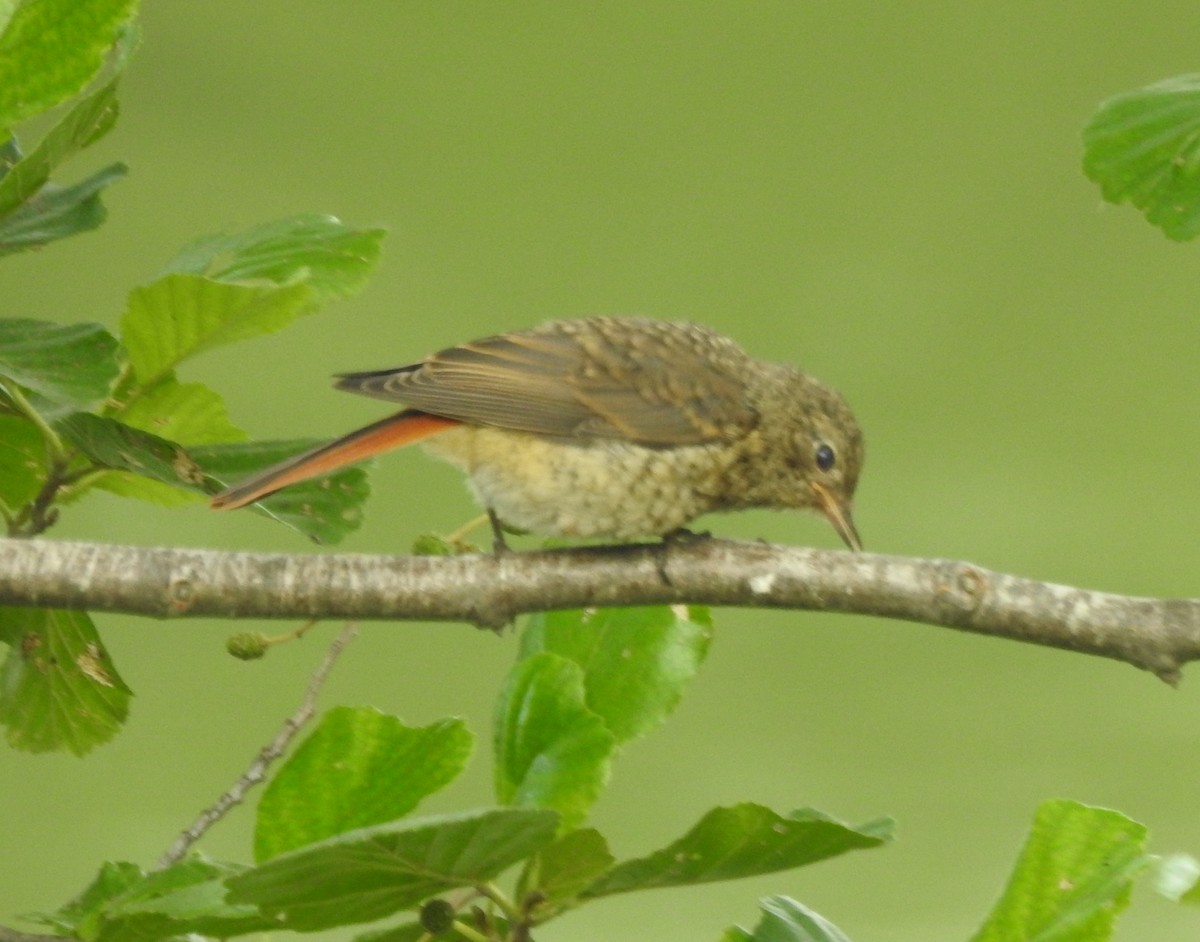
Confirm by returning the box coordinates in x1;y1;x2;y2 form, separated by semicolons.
195;440;369;544
226;807;559;931
121;273;313;385
0;0;138;129
256;707;474;862
0;77;119;217
494;652;615;833
969;799;1149;942
27;861;143;934
117;375;245;445
0;414;47;507
1083;74;1200;240
35;858;278;942
735;896;855;942
0;318;119;408
0;161;126;255
520;605;712;744
163;214;386;303
91;858;279;942
0;606;131;754
56;412;208;493
582;804;893;898
520;828;614;905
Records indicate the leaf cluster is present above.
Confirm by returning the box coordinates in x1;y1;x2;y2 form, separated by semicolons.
0;3;391;757
18;607;1159;942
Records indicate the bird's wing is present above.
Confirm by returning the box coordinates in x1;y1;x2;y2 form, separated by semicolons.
333;318;757;445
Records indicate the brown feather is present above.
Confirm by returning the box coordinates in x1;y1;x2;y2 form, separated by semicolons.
334;317;758;445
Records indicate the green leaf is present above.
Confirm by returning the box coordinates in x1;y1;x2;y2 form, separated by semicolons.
196;440;369;544
520;605;712;744
117;375;245;445
582;804;893;898
0;77;119;218
969;799;1149;942
226;807;559;931
119;218;384;385
36;858;279;942
494;652;615;833
0;161;126;255
26;861;143;934
255;707;474;862
98;860;278;942
0;0;138;130
0;318;119;408
0;414;47;507
162;213;386;303
1156;853;1200;904
1083;74;1200;240
68;378;233;499
87;471;201;507
56;412;208;493
520;828;615;905
731;896;855;942
121;273;313;385
0;606;131;754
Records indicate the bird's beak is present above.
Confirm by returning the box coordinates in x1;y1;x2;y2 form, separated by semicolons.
812;482;862;551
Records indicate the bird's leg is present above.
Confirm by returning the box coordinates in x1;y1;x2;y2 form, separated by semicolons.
487;508;510;554
655;527;713;584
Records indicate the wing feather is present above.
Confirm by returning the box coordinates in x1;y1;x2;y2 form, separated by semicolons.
334;318;757;445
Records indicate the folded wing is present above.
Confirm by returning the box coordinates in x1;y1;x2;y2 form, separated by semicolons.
335;317;757;446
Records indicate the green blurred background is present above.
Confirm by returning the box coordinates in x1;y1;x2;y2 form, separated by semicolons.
3;2;1199;939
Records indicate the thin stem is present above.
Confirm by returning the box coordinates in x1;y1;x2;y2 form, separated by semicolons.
443;514;490;546
155;623;359;869
54;466;112;502
260;618;320;648
0;381;66;462
449;920;492;942
478;882;521;921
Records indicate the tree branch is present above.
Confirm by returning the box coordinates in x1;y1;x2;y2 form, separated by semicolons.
0;536;1196;682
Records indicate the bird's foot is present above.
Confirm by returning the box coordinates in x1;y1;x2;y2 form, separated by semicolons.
654;528;710;584
487;508;511;555
662;527;712;545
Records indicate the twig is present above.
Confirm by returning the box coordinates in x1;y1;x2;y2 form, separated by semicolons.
0;537;1196;681
155;623;358;869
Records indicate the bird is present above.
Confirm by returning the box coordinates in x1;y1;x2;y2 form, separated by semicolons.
210;317;864;549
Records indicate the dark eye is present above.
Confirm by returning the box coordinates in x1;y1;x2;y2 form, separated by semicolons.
815;443;836;472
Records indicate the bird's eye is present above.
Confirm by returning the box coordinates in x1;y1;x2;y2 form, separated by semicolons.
815;443;836;472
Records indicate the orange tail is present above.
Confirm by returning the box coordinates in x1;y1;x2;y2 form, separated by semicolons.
210;409;459;510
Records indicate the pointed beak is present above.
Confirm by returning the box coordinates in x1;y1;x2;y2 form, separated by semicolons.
811;482;862;551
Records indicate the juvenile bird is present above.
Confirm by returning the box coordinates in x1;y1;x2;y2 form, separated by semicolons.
211;317;864;549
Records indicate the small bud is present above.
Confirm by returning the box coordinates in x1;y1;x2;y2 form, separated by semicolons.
419;898;455;935
412;532;455;556
226;632;269;660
